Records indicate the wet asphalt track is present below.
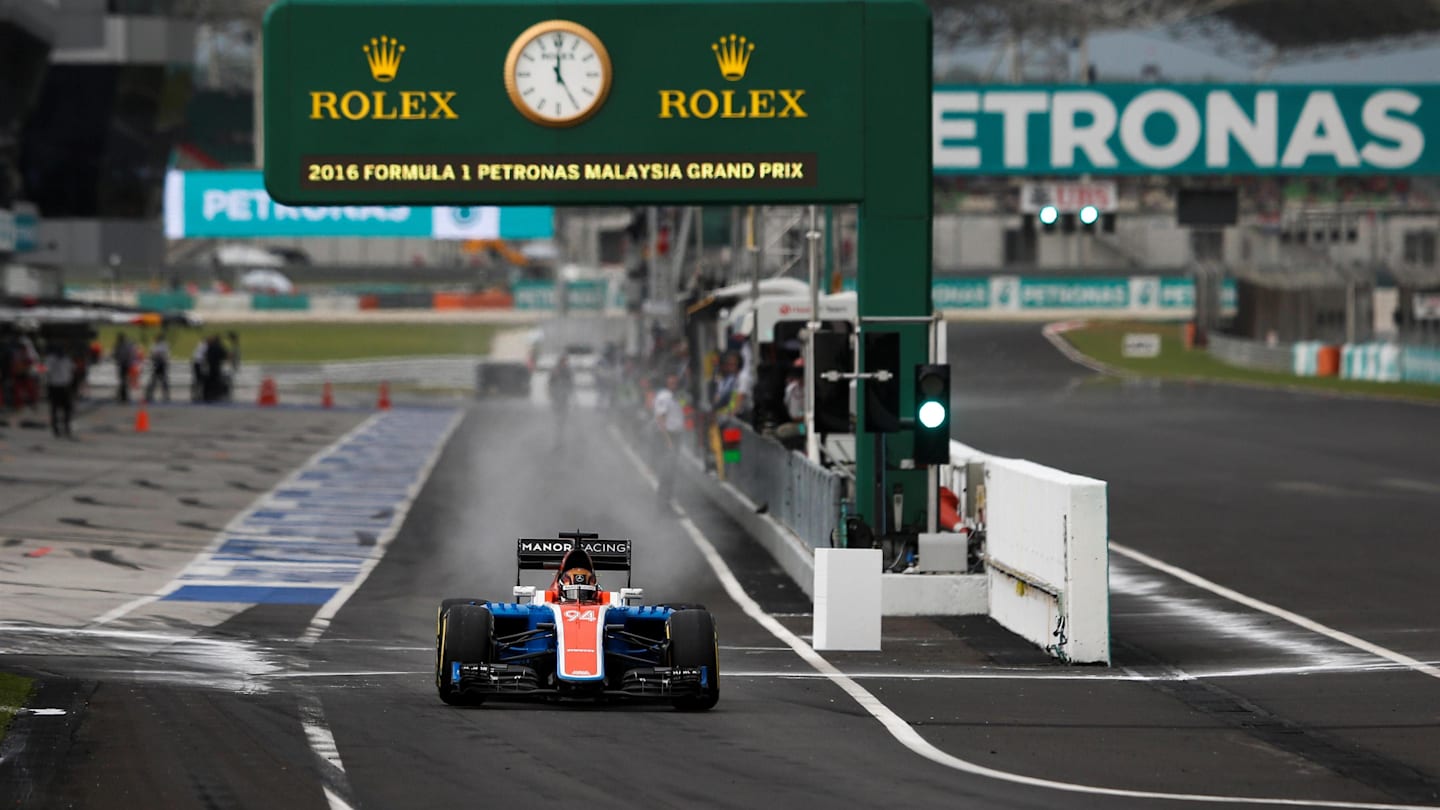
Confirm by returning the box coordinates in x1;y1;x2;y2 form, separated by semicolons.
3;323;1439;809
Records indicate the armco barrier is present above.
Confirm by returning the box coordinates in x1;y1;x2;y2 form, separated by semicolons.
1207;333;1292;374
984;457;1109;664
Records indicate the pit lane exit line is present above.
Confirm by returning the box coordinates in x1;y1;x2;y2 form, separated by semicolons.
607;424;1440;810
1112;543;1440;682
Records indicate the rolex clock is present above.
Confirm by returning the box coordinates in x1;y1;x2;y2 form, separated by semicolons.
504;20;612;127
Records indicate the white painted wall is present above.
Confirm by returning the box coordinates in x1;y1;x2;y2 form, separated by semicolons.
982;457;1110;664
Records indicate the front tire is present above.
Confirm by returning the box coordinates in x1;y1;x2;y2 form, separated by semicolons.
668;609;719;711
437;604;492;706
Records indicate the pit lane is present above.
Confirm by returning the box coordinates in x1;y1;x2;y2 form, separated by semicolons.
2;326;1438;808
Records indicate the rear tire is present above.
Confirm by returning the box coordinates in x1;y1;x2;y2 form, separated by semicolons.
437;604;492;706
668;609;719;711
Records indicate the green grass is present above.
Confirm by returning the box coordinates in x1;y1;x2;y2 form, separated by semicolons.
0;672;34;739
93;322;498;364
1063;321;1440;402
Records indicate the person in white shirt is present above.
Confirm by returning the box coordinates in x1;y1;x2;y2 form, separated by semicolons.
44;344;75;438
145;334;171;403
652;374;687;508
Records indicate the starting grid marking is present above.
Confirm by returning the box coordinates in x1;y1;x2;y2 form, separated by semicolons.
159;408;461;605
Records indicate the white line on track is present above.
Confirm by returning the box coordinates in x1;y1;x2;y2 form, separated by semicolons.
1112;543;1440;682
608;424;1440;810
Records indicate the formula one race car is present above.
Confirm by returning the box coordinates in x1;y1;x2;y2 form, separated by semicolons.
434;532;719;710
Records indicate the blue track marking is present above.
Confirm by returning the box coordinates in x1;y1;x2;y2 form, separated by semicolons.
161;408;460;605
166;585;339;605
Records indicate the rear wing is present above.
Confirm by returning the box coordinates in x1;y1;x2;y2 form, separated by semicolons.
516;531;632;586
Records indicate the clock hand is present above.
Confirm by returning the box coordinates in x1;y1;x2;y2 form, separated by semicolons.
561;83;580;110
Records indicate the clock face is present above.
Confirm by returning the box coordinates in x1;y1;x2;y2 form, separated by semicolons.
504;21;612;127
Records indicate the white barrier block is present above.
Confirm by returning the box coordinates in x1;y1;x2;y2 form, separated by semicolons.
986;457;1109;664
813;548;882;650
881;573;987;616
916;532;968;573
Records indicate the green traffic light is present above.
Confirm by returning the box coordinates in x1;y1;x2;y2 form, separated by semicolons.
918;400;946;429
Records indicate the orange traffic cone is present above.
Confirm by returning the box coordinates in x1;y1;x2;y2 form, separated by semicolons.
377;381;391;411
321;381;334;409
134;403;150;433
258;377;278;406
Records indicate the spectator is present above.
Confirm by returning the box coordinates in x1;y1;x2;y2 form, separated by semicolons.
773;362;807;450
112;333;135;403
0;333;15;414
191;338;207;402
44;343;75;438
709;351;747;423
652;373;687;508
203;335;230;402
145;333;171;403
547;354;575;440
228;331;242;373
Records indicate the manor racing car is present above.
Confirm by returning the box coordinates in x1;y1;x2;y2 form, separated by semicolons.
434;532;719;710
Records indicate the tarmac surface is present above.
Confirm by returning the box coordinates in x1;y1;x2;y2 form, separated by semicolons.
0;324;1436;809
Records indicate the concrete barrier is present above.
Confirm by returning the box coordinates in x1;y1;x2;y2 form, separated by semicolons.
1401;346;1440;384
984;457;1110;664
1292;341;1325;376
1341;342;1402;382
194;292;252;313
814;548;882;650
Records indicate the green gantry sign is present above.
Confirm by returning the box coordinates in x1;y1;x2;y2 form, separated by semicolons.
262;0;887;205
264;0;933;532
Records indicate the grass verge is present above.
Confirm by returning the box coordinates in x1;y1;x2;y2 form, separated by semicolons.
0;672;34;739
93;322;499;365
1061;321;1440;403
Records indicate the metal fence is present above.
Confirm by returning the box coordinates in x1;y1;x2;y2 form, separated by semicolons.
725;422;846;550
1207;332;1293;374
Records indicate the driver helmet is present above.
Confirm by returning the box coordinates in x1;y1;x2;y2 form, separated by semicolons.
558;567;599;602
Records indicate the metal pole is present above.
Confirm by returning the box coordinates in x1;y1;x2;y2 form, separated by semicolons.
805;204;821;463
693;205;704;286
647;207;659;355
253;23;265;168
823;206;835;291
749;206;763;364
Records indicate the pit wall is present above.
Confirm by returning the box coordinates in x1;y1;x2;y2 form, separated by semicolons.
692;431;1111;663
982;458;1110;665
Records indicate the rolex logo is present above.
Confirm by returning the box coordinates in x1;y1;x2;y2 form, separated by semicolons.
363;35;406;83
657;32;804;121
711;34;754;81
308;35;457;121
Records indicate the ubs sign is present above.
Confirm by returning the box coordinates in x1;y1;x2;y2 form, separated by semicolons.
934;85;1438;175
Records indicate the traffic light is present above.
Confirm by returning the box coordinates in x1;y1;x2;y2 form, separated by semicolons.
1038;205;1059;232
1079;205;1100;231
913;363;950;464
812;330;853;434
862;331;901;433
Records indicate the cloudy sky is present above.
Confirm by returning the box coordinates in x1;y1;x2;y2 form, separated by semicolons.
939;28;1440;83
